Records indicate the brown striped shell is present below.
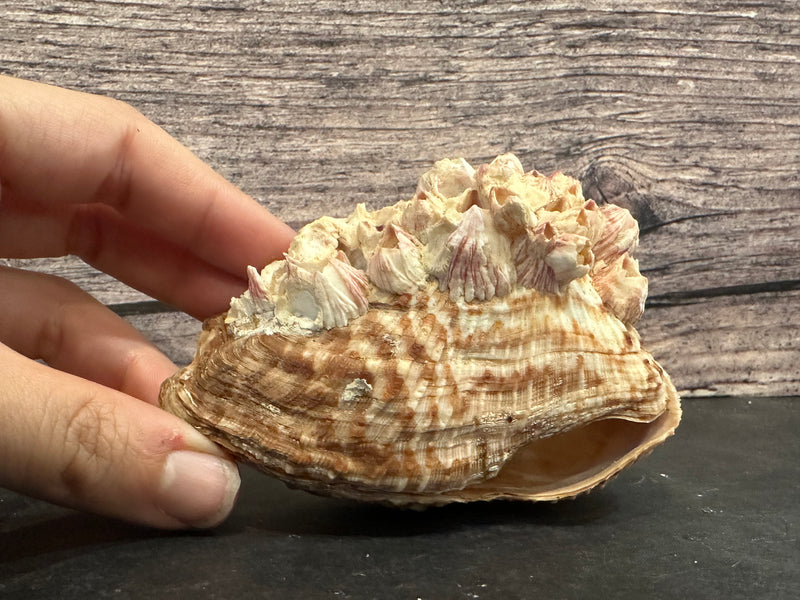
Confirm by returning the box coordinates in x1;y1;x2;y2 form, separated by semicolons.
159;154;680;505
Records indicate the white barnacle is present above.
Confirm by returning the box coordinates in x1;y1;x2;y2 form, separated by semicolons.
544;232;593;288
593;203;640;267
226;264;279;336
367;224;427;295
312;252;370;329
416;157;476;200
514;221;593;295
340;378;374;406
592;253;648;325
433;204;515;302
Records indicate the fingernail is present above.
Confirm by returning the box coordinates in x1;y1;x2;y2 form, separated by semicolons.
181;426;230;458
158;450;240;528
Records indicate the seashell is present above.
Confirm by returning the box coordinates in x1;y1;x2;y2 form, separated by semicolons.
160;154;680;506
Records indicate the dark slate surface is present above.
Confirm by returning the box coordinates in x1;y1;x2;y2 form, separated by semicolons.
1;397;797;600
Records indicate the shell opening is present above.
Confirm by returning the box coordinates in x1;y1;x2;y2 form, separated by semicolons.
459;410;680;501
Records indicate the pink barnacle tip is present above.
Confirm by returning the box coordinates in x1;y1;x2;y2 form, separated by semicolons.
247;265;268;300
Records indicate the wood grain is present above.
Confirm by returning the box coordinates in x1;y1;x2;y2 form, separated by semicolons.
1;0;798;396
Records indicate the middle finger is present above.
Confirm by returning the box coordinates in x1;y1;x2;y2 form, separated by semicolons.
0;202;248;320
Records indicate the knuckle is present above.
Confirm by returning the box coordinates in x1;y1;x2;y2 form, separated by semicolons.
65;203;104;266
37;309;65;366
33;274;97;363
34;275;82;362
116;346;149;397
103;95;144;121
92;98;147;214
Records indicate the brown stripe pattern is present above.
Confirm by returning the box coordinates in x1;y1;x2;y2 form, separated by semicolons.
160;280;680;505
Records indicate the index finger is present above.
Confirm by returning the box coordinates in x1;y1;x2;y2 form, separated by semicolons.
0;75;294;278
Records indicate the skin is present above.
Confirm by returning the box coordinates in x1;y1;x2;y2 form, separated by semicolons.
0;75;294;528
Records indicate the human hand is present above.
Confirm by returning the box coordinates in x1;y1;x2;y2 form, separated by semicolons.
0;76;294;528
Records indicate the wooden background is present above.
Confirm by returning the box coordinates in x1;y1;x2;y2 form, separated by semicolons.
1;0;798;397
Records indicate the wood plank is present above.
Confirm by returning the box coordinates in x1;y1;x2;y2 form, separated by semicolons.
639;290;800;397
1;0;798;396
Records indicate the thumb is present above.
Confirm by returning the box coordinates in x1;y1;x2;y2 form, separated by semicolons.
0;344;240;529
